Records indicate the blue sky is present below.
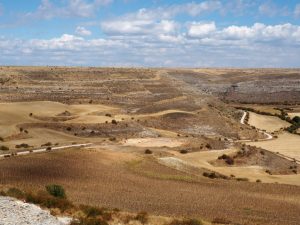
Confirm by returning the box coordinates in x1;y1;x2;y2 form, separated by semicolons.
0;0;300;67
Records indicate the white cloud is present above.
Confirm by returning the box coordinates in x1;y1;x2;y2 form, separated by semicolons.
101;19;178;36
295;4;300;18
187;22;216;38
25;0;113;20
259;0;290;17
1;22;300;67
119;0;222;21
75;26;92;36
220;23;300;41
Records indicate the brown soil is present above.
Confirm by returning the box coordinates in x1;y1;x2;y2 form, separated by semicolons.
0;149;300;225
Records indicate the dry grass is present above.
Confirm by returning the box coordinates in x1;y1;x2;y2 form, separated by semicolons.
0;149;300;225
248;112;290;132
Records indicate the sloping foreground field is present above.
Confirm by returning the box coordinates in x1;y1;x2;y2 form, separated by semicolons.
0;149;300;225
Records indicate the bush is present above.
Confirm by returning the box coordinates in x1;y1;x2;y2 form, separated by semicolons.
180;149;188;154
0;136;4;142
225;157;234;165
292;116;300;124
236;177;249;182
111;119;117;125
135;211;148;224
41;142;52;147
46;184;66;198
0;145;9;151
25;191;73;212
15;143;30;148
205;143;212;149
212;217;231;224
144;149;152;154
80;205;103;218
6;188;25;199
169;219;203;225
71;218;108;225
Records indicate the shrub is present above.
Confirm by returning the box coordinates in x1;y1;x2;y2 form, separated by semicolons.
236;177;249;182
0;145;9;151
25;191;73;212
0;136;4;142
135;211;148;224
205;143;212;149
145;149;152;154
46;147;52;151
111;119;117;125
256;179;262;183
292;116;300;124
225;157;234;165
15;143;30;148
212;217;231;224
67;127;72;131
46;184;66;198
169;219;203;225
6;188;25;199
109;137;116;141
105;113;112;117
71;218;108;225
41;142;52;147
265;170;272;175
80;205;103;218
180;149;188;154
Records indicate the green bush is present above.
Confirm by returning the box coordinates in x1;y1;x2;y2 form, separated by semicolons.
292;116;300;124
46;184;66;198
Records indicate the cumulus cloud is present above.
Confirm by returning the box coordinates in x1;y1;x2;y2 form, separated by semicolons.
101;19;179;36
187;22;216;38
75;26;92;36
25;0;113;20
221;23;300;41
118;0;222;21
1;21;300;67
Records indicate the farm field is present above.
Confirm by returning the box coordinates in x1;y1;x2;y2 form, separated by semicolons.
0;67;300;225
247;112;290;132
249;132;300;162
1;149;300;225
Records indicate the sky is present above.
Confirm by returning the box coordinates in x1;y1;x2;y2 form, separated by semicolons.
0;0;299;67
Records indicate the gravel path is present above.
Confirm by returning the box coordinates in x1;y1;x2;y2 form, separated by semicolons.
0;197;71;225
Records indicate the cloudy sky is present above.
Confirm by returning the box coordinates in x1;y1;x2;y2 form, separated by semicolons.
0;0;299;67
